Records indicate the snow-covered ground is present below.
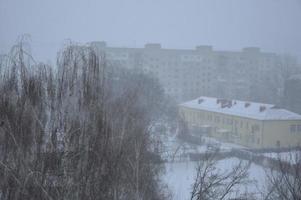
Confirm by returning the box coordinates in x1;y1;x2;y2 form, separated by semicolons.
200;136;246;152
160;133;246;162
163;158;266;200
158;126;299;199
163;161;196;200
160;129;301;164
159;131;266;199
260;151;301;165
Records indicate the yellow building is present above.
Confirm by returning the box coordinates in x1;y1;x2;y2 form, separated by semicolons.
179;96;301;149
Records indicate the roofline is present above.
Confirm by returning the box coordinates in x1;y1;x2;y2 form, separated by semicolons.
179;103;301;121
187;96;275;106
91;43;278;55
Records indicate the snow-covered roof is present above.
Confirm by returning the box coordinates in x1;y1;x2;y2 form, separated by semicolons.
180;96;301;121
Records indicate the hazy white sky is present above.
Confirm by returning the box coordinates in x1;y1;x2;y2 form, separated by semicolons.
0;0;301;63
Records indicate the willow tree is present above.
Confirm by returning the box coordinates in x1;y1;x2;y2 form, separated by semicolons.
0;40;170;200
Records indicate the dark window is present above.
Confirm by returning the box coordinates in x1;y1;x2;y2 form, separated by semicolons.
252;125;260;133
298;125;301;132
215;116;220;123
228;119;233;125
290;125;296;133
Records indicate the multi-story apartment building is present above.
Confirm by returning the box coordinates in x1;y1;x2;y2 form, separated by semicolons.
91;41;299;103
283;74;301;114
179;96;301;149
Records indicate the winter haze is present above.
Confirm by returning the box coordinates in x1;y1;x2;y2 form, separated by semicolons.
0;0;301;200
0;0;301;62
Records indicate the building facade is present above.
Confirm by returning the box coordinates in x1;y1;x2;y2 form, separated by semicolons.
179;96;301;149
283;74;301;114
91;41;299;103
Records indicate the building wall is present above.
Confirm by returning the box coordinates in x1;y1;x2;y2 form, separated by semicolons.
262;120;301;148
284;76;301;114
91;42;299;103
179;106;301;149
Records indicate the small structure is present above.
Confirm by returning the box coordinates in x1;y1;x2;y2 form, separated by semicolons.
179;96;301;149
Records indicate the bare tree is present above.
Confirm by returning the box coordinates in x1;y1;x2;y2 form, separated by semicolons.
0;40;171;200
263;151;301;200
190;150;252;200
0;36;55;200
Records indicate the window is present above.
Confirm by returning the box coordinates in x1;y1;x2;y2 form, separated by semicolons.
251;133;255;143
290;125;296;133
298;125;301;132
252;124;260;133
198;113;202;120
215;116;220;123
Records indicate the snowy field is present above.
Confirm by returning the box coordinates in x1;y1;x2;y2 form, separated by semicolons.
260;151;301;164
160;133;246;162
162;158;266;200
159;128;299;199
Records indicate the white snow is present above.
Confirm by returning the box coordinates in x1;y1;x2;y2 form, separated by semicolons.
163;158;266;200
201;136;246;151
260;151;301;165
161;134;246;162
163;162;196;200
180;96;301;120
158;124;297;200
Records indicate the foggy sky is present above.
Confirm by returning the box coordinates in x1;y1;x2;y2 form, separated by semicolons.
0;0;301;63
